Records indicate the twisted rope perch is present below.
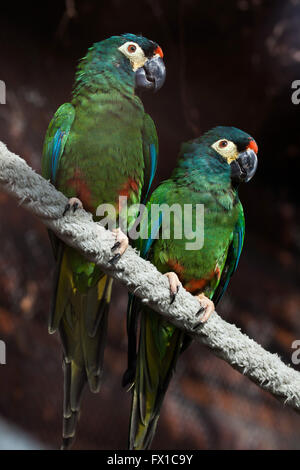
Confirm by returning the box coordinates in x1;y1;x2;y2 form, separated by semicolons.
0;140;299;412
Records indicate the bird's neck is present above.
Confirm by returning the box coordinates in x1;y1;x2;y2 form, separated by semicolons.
172;153;233;194
72;66;142;109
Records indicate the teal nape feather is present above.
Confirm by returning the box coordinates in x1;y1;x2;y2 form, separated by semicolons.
126;125;258;450
41;33;164;449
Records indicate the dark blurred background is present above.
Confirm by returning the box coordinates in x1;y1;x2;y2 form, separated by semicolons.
0;0;300;450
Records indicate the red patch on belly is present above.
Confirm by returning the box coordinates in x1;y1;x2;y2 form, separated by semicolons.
167;259;185;278
184;266;221;295
118;178;139;214
185;279;207;293
119;178;139;198
66;169;92;211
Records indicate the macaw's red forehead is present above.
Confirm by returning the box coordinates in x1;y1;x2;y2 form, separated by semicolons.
143;41;163;58
247;139;258;154
154;46;163;58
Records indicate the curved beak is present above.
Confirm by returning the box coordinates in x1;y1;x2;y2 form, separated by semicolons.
135;56;166;92
231;149;258;184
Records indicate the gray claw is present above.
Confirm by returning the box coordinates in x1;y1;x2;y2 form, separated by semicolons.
196;306;205;316
111;241;121;252
63;204;70;216
109;253;121;264
170;293;176;304
170;285;180;305
192;321;203;331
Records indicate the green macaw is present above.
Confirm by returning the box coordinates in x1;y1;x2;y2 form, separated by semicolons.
41;34;165;448
124;126;258;450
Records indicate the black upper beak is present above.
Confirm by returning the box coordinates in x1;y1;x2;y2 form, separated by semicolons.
231;149;258;184
135;56;166;92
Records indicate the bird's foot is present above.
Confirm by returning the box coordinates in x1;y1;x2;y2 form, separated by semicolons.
164;272;182;304
194;293;215;323
63;197;83;216
109;228;129;264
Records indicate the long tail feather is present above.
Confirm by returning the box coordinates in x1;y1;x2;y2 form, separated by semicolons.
122;293;140;388
50;244;113;448
129;309;184;450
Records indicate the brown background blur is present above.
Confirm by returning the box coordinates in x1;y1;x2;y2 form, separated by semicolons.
0;0;300;450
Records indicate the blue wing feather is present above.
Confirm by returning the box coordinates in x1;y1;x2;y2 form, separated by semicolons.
141;209;162;259
140;114;158;206
41;103;75;184
51;130;65;182
142;143;157;204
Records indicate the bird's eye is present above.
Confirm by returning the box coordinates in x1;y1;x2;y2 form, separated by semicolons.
211;139;238;162
127;44;137;53
219;140;228;148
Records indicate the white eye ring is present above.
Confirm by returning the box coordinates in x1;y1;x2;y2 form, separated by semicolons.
211;139;238;163
118;42;146;71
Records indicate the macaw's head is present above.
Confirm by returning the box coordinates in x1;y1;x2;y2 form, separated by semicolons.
75;33;166;94
200;126;258;184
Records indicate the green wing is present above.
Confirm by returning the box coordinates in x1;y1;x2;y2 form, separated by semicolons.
42;103;75;258
42;102;75;184
213;202;245;305
180;202;245;355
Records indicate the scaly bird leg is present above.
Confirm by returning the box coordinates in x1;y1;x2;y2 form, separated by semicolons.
63;197;83;216
109;228;129;264
195;293;215;323
164;272;182;304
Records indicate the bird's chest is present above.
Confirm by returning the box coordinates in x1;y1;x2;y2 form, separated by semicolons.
56;102;145;214
153;195;239;296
